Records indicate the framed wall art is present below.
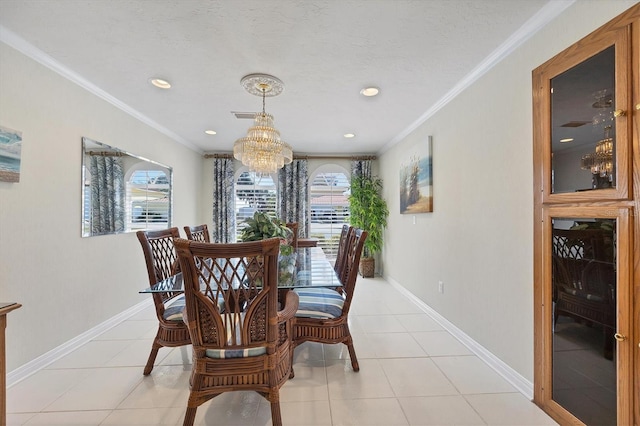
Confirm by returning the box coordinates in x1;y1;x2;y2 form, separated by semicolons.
0;125;22;183
399;135;432;213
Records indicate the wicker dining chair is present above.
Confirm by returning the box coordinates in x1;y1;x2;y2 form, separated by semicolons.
183;224;211;242
136;227;191;375
291;228;367;376
174;237;299;426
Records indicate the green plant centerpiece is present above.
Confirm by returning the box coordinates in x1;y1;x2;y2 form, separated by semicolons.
239;211;295;284
348;175;389;277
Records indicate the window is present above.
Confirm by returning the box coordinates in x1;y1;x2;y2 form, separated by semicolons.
234;169;278;241
127;169;171;231
309;167;350;261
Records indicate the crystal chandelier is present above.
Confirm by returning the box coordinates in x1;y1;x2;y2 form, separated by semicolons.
581;125;614;178
580;88;615;185
233;74;293;174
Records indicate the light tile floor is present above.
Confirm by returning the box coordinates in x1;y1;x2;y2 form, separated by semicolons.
7;277;558;425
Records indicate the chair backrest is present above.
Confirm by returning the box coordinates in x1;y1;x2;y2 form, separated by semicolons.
184;224;211;242
551;228;615;303
339;228;367;314
175;237;281;353
286;222;299;250
136;227;182;310
334;225;352;277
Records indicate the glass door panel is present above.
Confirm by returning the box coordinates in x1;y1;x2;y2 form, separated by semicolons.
551;46;616;193
550;217;617;425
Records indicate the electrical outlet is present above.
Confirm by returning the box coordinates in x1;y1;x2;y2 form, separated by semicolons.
438;281;444;294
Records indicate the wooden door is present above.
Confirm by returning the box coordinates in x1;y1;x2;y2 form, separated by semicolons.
532;4;639;425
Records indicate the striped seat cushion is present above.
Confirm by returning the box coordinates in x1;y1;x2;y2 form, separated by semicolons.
294;287;345;319
163;295;185;321
163;294;226;322
205;312;267;359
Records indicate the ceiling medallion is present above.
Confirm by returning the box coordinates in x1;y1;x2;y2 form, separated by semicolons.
240;73;284;97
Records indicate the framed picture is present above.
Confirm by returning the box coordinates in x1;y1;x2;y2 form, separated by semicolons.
400;135;432;213
0;125;22;183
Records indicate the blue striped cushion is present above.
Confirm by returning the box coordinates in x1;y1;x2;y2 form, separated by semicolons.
203;312;268;359
163;296;185;321
294;287;345;319
163;294;226;321
205;347;267;358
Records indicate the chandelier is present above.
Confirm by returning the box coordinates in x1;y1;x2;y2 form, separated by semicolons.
581;125;613;178
580;89;615;183
233;74;293;174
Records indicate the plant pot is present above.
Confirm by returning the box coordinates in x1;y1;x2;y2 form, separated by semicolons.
359;257;375;278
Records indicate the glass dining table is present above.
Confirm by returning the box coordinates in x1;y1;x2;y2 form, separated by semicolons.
139;246;341;294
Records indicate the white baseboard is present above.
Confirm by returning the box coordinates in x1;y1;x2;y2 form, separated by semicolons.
7;299;153;387
385;276;534;400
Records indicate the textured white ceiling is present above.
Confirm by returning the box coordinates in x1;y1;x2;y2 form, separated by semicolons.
0;0;562;154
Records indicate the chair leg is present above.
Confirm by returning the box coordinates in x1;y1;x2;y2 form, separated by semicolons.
182;407;197;426
345;337;360;372
270;401;283;426
289;343;296;379
143;342;161;375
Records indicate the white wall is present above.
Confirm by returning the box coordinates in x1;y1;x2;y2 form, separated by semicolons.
378;0;636;382
0;43;203;371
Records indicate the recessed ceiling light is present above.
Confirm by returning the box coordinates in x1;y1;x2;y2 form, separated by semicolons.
205;130;217;135
344;133;356;138
360;87;379;97
150;78;171;89
560;138;574;143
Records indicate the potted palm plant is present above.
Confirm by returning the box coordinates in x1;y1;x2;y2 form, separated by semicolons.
348;175;389;277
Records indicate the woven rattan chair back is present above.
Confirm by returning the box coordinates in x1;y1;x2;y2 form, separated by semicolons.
333;224;352;280
183;224;211;242
337;228;367;312
551;228;615;358
175;237;298;426
136;227;191;375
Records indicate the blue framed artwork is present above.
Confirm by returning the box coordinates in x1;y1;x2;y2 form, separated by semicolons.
0;125;22;183
400;135;432;213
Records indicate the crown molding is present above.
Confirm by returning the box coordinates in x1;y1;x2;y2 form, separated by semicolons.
379;0;576;154
0;25;202;154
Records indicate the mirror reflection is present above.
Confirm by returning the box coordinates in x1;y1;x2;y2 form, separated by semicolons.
551;46;616;193
82;137;172;237
551;217;616;425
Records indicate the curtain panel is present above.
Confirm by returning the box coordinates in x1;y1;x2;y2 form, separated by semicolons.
89;155;125;235
351;159;372;180
211;157;235;242
278;159;309;238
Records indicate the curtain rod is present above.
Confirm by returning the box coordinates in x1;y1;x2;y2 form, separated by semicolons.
294;155;376;161
203;153;376;161
203;153;233;159
86;151;126;157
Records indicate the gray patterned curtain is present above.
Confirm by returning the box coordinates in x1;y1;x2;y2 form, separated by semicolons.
90;155;125;235
278;159;309;238
351;158;372;180
211;157;235;242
